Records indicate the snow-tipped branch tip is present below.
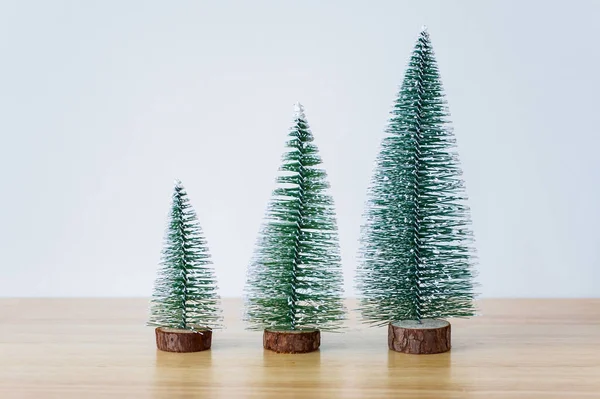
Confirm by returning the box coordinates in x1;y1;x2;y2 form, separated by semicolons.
294;102;306;120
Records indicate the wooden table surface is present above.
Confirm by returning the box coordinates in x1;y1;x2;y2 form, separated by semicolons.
1;298;599;398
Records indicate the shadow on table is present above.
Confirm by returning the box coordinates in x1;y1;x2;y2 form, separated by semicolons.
154;348;213;368
261;347;321;368
151;349;214;397
260;349;326;392
387;350;461;396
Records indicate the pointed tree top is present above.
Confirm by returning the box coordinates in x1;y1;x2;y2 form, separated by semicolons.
416;26;431;47
294;102;306;120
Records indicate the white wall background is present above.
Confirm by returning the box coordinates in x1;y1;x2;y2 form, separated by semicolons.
1;0;598;298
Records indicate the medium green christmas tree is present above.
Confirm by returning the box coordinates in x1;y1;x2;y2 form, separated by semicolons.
357;28;477;326
244;103;345;332
148;180;222;330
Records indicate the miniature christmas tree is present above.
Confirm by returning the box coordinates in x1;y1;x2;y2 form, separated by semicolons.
244;103;345;353
148;180;222;352
356;27;477;354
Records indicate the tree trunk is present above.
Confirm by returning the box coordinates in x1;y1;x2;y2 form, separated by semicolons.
388;319;451;354
155;327;212;352
263;329;320;353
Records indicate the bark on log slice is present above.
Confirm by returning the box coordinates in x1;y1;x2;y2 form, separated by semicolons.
388;319;451;354
263;329;320;353
155;327;212;353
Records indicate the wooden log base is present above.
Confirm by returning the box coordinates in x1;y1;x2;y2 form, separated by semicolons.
263;329;320;353
155;327;212;353
388;319;451;354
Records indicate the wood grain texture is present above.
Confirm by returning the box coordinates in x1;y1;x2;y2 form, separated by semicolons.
388;319;451;354
1;298;599;398
263;329;320;353
155;327;212;352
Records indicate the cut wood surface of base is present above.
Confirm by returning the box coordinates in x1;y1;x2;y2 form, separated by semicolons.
155;327;212;352
388;319;451;354
263;329;320;353
1;298;599;399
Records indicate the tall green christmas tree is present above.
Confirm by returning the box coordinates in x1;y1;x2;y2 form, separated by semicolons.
148;180;222;331
244;103;345;338
357;28;477;328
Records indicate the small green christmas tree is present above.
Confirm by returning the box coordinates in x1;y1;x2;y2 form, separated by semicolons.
148;180;222;331
357;28;477;327
244;103;345;334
